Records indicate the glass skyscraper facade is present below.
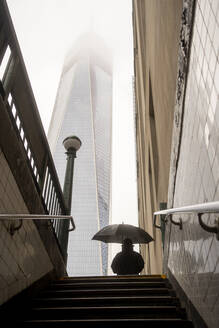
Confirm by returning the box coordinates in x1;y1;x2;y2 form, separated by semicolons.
48;35;112;276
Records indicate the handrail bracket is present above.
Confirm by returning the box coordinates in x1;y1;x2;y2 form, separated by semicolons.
198;213;219;240
9;219;23;235
153;214;162;230
153;213;170;230
170;215;183;230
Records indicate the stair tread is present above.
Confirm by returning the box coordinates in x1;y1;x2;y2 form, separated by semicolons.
32;305;178;310
56;276;165;283
40;288;172;298
48;282;167;290
50;282;166;288
32;295;180;307
34;295;175;301
23;318;191;322
42;287;170;292
18;318;194;328
62;275;164;279
57;278;165;282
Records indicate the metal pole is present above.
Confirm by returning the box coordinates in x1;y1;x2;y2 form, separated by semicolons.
63;148;76;215
60;148;76;264
58;135;81;266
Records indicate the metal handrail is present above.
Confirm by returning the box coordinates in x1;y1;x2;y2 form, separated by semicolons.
153;201;219;240
0;214;75;235
0;214;73;220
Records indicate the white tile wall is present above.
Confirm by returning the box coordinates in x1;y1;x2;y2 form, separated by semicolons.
0;148;53;305
167;1;219;327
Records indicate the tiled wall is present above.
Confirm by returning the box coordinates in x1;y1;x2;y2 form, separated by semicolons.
167;0;219;327
0;148;53;305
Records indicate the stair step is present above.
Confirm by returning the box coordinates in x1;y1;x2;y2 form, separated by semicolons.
2;275;194;327
17;318;194;328
40;287;174;298
27;305;186;320
57;275;165;283
49;281;167;290
32;295;180;307
63;274;164;278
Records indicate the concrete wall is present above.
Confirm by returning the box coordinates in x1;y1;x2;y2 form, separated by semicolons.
0;148;53;305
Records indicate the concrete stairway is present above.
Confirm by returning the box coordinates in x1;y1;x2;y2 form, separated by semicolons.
4;275;194;327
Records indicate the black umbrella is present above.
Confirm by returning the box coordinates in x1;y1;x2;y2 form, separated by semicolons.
92;223;154;244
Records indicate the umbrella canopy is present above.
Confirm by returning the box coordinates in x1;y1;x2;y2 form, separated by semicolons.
92;223;154;244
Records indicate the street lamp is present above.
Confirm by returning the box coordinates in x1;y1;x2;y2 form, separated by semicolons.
60;135;82;264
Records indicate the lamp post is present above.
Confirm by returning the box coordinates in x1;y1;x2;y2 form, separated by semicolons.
60;135;81;265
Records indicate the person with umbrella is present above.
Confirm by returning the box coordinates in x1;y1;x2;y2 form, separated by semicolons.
92;223;154;275
111;238;144;275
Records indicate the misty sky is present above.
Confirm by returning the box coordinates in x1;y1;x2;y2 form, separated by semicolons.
6;0;138;259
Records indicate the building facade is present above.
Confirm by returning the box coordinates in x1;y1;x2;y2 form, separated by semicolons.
133;0;219;327
133;0;183;274
48;35;112;276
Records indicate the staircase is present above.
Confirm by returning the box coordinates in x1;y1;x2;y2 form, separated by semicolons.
3;275;194;327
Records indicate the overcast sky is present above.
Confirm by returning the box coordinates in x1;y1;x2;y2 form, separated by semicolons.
6;0;138;258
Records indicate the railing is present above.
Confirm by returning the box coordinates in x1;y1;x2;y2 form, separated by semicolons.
0;214;75;236
153;201;219;240
0;1;75;253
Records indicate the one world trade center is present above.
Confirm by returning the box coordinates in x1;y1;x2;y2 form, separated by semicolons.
48;34;112;276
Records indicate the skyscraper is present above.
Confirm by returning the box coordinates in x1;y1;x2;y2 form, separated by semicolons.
48;34;112;276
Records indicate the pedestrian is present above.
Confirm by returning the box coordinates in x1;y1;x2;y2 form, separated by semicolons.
111;238;144;275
